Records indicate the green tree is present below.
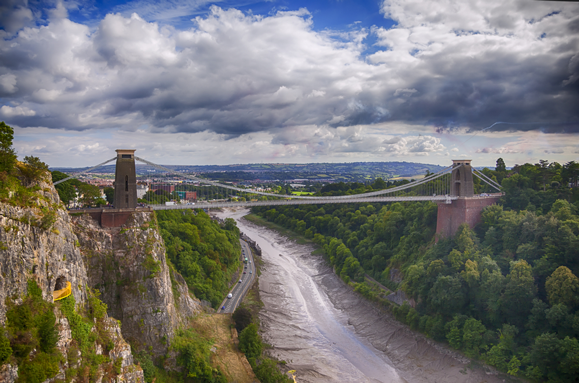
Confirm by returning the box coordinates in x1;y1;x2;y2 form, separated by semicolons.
104;187;114;204
37;310;59;353
51;171;77;206
546;266;579;308
0;121;17;173
253;358;292;383
17;156;50;182
500;260;537;326
0;326;12;363
462;318;486;357
77;183;102;207
238;323;263;360
429;275;466;315
496;158;507;173
232;307;253;333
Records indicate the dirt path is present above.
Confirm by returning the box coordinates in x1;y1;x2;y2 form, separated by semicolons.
191;314;257;383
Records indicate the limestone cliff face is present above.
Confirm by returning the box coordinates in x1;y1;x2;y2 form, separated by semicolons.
72;211;202;357
52;311;145;383
0;178;87;323
0;176;145;383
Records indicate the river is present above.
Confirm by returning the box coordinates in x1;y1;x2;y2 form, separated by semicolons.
217;209;512;383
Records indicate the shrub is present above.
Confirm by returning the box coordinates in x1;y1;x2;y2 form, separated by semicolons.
238;323;263;360
37;310;59;353
232;307;252;333
0;327;12;363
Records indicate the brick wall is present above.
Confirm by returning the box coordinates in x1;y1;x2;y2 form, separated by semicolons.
436;195;502;240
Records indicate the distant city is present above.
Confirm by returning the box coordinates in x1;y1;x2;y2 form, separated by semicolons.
52;161;446;186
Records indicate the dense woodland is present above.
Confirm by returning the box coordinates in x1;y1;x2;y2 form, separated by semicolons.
155;210;241;308
253;159;579;382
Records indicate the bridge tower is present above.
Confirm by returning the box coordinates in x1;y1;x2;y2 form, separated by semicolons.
451;159;474;197
436;160;500;239
113;149;137;209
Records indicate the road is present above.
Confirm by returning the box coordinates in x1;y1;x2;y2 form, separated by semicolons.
218;239;256;313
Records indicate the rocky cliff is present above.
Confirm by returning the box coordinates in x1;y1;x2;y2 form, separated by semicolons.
0;174;144;383
0;178;87;322
71;211;202;357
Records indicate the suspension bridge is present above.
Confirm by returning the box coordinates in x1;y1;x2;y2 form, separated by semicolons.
55;149;502;238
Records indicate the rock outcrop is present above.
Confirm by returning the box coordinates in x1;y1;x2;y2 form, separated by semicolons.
0;175;145;382
51;311;145;383
72;211;202;357
0;178;87;323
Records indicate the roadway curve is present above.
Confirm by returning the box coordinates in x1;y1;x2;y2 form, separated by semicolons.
218;239;256;313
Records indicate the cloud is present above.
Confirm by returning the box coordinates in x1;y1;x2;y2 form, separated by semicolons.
375;0;579;133
0;105;36;117
0;0;578;164
0;0;35;34
476;147;521;154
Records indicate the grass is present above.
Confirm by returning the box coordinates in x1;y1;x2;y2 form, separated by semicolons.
291;191;314;196
188;314;256;383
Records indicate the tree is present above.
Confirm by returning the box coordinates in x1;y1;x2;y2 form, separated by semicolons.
104;187;114;204
238;323;263;359
0;326;12;363
500;260;537;326
496;158;506;173
77;183;102;207
546;266;579;308
0;121;17;173
462;318;486;357
371;177;387;190
232;307;252;333
20;156;49;181
429;275;466;315
51;171;77;206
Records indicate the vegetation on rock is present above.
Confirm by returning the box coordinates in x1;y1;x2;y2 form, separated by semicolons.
156;209;241;308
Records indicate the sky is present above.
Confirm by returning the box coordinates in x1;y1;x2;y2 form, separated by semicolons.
1;0;578;169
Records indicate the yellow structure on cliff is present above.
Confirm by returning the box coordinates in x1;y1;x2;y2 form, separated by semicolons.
53;281;72;301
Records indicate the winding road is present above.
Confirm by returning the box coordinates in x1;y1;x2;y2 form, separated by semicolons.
218;239;256;313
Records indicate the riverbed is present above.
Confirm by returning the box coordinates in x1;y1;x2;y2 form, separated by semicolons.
217;209;512;383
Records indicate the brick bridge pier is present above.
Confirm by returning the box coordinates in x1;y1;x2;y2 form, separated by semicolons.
436;160;501;239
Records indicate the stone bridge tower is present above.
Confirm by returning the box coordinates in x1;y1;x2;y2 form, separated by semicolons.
113;149;137;209
436;160;501;239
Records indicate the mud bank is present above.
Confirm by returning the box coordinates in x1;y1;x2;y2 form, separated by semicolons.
218;209;516;383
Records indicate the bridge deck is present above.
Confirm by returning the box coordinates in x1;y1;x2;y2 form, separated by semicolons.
149;195;458;210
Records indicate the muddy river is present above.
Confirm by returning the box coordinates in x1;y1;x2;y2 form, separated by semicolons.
217;209;511;383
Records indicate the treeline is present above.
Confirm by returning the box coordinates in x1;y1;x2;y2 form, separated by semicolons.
252;159;579;382
156;210;241;308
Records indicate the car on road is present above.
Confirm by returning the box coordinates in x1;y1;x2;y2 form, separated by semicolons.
239;279;242;283
250;271;252;274
227;293;232;299
243;271;246;274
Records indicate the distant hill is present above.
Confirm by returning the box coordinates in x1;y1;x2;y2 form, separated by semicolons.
51;161;445;183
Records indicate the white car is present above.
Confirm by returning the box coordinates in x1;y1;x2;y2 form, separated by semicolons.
227;293;232;299
239;279;242;283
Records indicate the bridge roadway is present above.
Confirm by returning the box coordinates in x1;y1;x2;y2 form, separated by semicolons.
149;195;458;211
